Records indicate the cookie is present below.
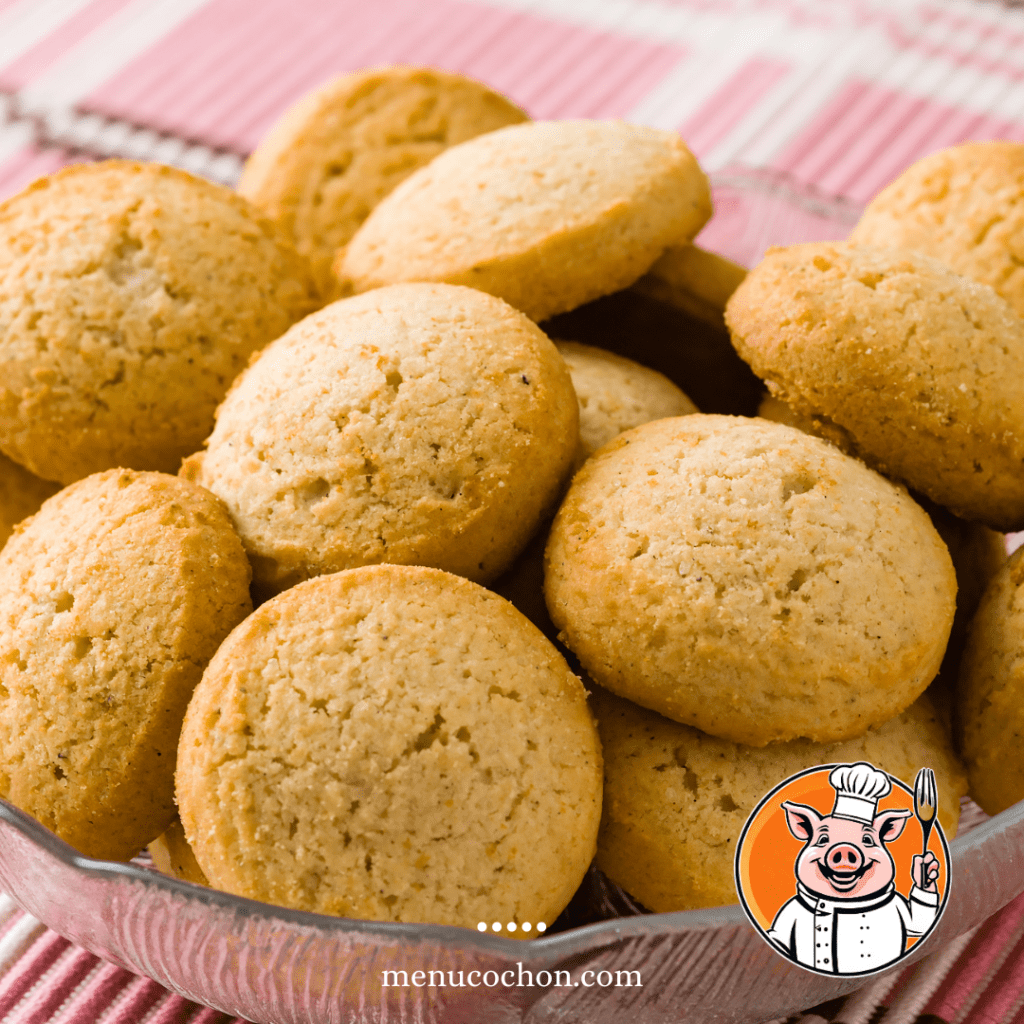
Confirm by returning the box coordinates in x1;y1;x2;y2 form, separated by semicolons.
336;119;712;322
850;141;1024;318
176;565;603;931
726;242;1024;531
957;546;1024;814
632;243;747;329
555;341;698;460
0;454;60;550
149;817;209;886
0;161;319;485
238;66;528;296
545;415;956;746
755;393;1006;734
0;470;252;861
593;686;966;913
183;283;578;596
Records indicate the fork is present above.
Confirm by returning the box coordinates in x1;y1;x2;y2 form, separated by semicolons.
914;766;938;856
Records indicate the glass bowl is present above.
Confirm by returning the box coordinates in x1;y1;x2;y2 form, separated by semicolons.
2;169;1021;1024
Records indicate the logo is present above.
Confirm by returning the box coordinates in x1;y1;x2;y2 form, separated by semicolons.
735;762;950;977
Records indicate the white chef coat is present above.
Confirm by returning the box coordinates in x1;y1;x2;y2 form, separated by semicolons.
766;882;940;973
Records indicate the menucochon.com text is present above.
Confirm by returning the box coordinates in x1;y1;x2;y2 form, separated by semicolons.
381;965;642;988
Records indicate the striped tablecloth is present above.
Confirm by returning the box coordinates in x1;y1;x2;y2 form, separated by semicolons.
2;0;1024;1021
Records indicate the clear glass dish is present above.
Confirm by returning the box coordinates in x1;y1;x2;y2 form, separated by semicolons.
2;170;1021;1024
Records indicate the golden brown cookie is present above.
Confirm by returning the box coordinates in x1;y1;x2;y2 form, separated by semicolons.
149;817;210;886
556;341;698;460
755;394;1006;733
593;687;966;913
0;454;60;550
726;243;1024;530
850;141;1024;317
336;120;712;322
176;565;602;931
632;243;747;329
238;66;528;296
0;161;318;485
958;546;1024;814
545;415;956;746
183;283;578;596
0;470;252;861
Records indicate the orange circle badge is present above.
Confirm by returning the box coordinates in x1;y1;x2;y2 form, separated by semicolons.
735;762;950;977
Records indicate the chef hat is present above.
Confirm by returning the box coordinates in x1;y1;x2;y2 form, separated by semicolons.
829;762;891;823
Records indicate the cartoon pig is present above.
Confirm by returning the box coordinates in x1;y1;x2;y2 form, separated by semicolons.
767;762;940;974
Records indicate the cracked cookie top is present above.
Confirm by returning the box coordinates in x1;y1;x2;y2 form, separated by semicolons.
544;414;956;746
0;469;252;861
238;66;528;297
176;564;602;930
0;160;319;485
182;282;579;595
725;242;1024;531
850;141;1024;318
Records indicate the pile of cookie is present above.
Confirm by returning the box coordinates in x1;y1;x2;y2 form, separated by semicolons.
0;65;1020;933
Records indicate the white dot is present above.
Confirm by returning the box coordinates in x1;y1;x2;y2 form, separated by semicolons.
477;922;487;932
522;922;532;932
537;922;547;932
492;922;501;932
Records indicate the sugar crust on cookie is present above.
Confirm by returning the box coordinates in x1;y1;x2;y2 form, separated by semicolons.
0;161;318;484
726;242;1024;531
0;469;252;861
183;283;579;594
545;414;956;746
176;565;602;930
851;141;1024;318
337;119;712;322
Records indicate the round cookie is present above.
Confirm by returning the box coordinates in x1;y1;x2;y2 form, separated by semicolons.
593;686;966;913
958;546;1024;815
238;66;528;296
850;141;1024;318
545;414;957;746
755;393;1005;724
0;161;319;485
556;341;698;461
336;119;712;322
176;565;603;930
0;453;60;550
0;470;252;861
183;283;578;595
726;242;1024;531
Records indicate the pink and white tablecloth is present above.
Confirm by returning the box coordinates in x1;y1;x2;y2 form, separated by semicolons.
2;0;1024;1021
